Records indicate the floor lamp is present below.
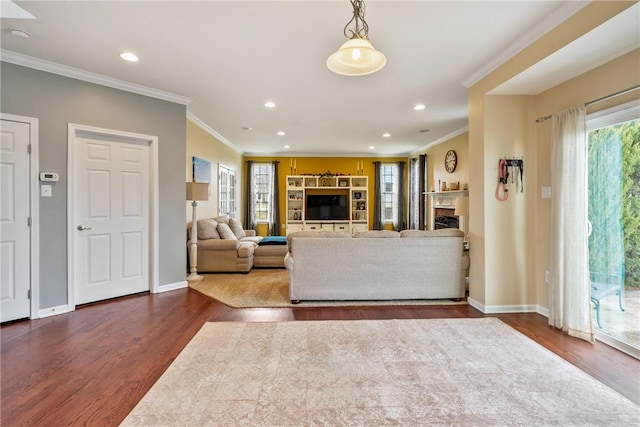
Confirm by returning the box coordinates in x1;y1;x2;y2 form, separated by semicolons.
186;181;210;281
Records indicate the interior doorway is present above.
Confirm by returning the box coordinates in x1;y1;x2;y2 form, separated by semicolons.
67;124;159;308
1;115;38;322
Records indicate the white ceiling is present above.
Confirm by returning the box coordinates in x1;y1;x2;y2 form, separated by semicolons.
1;1;637;156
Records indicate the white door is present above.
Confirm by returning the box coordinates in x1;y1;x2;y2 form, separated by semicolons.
0;119;31;322
73;134;150;305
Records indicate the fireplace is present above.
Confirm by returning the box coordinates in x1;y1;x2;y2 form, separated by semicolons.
434;215;459;230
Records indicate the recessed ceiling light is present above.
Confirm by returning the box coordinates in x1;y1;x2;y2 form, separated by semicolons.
119;52;139;62
277;131;286;136
413;104;426;111
264;101;276;108
10;28;30;39
368;146;375;150
419;129;430;133
241;126;252;131
382;133;391;138
284;145;290;149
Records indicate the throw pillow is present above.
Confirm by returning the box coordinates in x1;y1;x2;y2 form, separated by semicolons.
214;215;230;225
197;219;219;240
217;223;238;240
228;218;246;239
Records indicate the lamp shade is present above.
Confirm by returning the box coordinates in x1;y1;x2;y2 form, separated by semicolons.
186;182;209;201
454;196;469;217
327;38;386;76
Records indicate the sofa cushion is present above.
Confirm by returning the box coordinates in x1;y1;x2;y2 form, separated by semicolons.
241;236;263;244
354;230;401;238
197;219;220;240
228;218;246;239
400;229;464;238
217;223;238;240
237;241;256;258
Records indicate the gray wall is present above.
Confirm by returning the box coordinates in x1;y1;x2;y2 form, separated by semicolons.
1;62;187;309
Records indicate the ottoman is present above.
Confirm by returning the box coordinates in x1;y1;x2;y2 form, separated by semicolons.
253;236;288;268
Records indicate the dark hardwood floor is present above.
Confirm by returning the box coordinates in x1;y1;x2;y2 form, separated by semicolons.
2;288;638;426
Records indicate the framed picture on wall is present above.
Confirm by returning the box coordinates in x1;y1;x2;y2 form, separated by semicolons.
192;156;211;183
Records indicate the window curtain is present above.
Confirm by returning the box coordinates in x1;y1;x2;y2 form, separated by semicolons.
408;158;419;229
587;127;625;292
549;105;594;343
395;161;407;231
373;161;383;230
419;154;427;230
243;160;255;231
268;161;280;236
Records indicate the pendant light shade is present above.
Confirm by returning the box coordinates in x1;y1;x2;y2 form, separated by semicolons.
327;37;386;76
327;0;386;77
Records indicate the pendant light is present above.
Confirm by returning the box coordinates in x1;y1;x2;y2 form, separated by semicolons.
327;0;386;76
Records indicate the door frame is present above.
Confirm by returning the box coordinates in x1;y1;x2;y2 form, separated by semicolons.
1;113;39;320
67;123;159;311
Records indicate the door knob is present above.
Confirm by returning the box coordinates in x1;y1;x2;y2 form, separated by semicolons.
77;225;92;231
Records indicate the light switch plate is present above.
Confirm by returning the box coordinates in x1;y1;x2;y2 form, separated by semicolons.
541;186;551;199
41;185;52;197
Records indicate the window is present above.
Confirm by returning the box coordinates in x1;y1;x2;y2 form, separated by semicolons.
218;164;236;218
381;163;399;223
252;162;273;222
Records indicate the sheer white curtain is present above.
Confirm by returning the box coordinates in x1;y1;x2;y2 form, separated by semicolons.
549;105;594;342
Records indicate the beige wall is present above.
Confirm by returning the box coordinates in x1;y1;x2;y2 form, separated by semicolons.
186;120;243;223
468;1;638;312
425;132;469;192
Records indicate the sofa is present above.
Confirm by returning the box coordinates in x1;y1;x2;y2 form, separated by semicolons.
284;229;465;302
188;217;288;273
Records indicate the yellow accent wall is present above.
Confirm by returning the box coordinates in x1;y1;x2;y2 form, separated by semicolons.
243;156;406;235
467;1;639;312
186;120;243;223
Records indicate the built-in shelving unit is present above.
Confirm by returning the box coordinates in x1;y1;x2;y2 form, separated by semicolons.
286;175;369;235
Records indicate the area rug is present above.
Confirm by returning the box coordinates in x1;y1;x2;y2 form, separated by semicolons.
121;318;638;426
189;269;467;308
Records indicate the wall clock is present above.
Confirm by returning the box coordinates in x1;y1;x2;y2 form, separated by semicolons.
444;150;457;173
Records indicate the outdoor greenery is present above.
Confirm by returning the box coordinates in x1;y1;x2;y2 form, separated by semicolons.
588;120;640;288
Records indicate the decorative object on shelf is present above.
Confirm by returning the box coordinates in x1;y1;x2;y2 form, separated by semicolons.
354;191;362;199
320;178;333;187
186;181;210;281
445;149;457;173
326;0;386;77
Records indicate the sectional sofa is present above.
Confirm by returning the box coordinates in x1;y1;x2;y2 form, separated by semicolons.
284;229;466;303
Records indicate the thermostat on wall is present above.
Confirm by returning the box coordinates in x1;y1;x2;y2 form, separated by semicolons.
39;172;59;182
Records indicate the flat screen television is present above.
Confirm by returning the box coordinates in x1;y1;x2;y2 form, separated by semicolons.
306;194;348;220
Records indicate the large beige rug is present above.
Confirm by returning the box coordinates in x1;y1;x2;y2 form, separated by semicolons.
189;269;467;308
121;318;638;426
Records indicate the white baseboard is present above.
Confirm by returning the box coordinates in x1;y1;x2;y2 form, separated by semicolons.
156;280;188;293
38;304;71;319
468;298;543;314
536;305;549;317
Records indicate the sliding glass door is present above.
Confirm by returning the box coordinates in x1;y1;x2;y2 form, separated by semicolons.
587;101;639;357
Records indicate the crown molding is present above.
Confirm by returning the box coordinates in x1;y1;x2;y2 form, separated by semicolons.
461;1;589;89
1;50;191;105
410;126;469;155
186;111;243;154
